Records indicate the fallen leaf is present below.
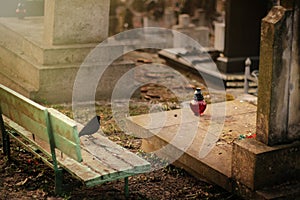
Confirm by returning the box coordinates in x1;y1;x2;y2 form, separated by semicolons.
16;178;28;186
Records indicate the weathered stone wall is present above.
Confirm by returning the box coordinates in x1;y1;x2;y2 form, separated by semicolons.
44;0;110;45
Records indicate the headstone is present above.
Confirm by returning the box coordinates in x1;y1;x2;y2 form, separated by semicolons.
191;9;206;27
256;3;300;145
173;14;210;48
164;7;176;28
214;21;225;51
216;0;226;14
232;4;300;197
172;14;196;47
216;0;269;73
178;14;191;27
44;0;110;45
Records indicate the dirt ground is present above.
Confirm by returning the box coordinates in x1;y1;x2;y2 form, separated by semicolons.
0;50;243;199
0;138;243;200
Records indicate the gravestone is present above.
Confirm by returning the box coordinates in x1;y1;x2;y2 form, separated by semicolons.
232;2;300;198
216;0;269;73
256;3;300;146
191;9;206;27
214;21;225;51
172;14;210;47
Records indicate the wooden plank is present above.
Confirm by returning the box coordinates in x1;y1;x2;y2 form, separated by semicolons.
3;116;52;159
57;135;150;186
0;85;49;142
53;133;82;162
0;85;46;122
26;137;105;186
1;101;49;142
0;101;48;138
71;145;149;187
48;108;82;162
81;134;150;174
78;147;121;184
47;108;79;142
81;136;136;172
24;134;115;186
9;133;54;169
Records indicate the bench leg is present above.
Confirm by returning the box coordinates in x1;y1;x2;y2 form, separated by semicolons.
0;114;11;161
54;168;63;195
124;177;129;198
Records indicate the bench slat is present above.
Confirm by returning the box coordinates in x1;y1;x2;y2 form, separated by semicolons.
0;85;49;142
82;137;133;172
2;102;49;141
47;108;78;141
0;86;46;122
3;116;52;160
48;108;82;162
62;145;149;187
81;134;150;175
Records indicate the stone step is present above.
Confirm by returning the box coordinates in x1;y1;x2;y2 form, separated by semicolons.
126;101;258;192
0;19;44;65
0;17;98;65
0;30;137;103
138;126;234;191
0;44;40;88
0;65;38;99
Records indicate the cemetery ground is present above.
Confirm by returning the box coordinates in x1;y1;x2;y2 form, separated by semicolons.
0;101;243;200
0;102;242;200
0;50;243;199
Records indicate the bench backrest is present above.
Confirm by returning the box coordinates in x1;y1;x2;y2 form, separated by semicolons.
0;84;82;162
48;108;82;161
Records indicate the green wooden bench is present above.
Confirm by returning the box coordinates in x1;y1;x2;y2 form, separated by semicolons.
0;84;150;197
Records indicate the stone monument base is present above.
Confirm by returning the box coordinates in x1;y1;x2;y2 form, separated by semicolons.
232;139;300;199
0;17;136;103
216;56;259;73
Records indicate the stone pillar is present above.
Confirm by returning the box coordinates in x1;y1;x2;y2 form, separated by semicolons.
231;3;300;198
44;0;110;45
256;3;300;146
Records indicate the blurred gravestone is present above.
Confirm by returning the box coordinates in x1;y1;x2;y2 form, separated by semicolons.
216;0;269;73
173;14;210;48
